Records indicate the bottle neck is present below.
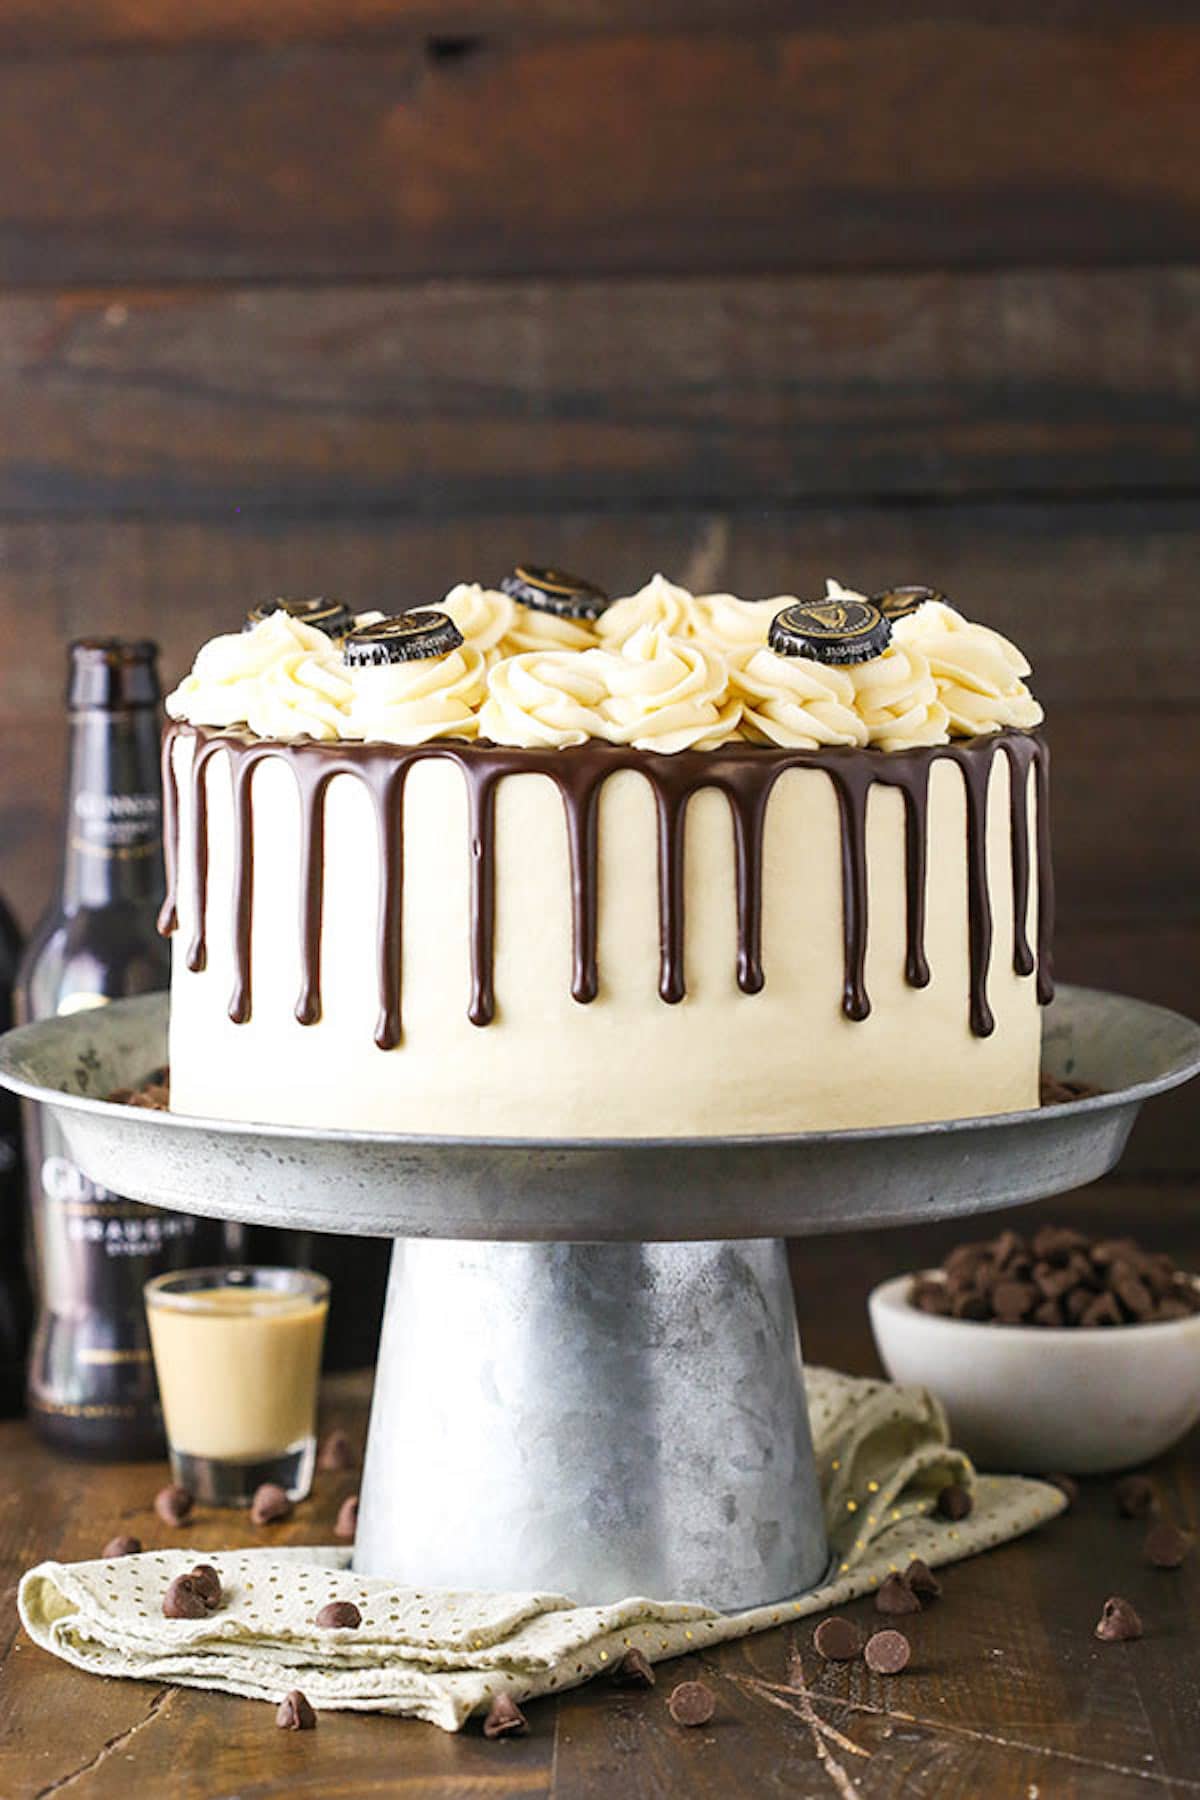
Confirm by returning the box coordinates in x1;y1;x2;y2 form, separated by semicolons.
60;707;164;911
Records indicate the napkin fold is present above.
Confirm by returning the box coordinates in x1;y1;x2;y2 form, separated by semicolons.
19;1367;1063;1731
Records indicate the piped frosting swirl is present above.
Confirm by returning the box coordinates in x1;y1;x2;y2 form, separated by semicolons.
165;574;1043;752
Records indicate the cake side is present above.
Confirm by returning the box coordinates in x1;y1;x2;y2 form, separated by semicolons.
163;727;1047;1136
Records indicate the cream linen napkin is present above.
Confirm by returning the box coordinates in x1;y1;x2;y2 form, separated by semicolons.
19;1367;1063;1732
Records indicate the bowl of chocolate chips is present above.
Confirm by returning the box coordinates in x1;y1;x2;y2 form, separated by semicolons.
869;1225;1200;1474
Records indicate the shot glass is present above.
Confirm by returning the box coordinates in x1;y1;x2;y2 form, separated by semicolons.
145;1266;329;1506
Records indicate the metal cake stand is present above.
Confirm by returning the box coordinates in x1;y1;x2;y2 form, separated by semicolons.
2;984;1198;1612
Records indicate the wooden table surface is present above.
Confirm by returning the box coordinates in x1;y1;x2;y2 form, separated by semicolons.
2;1177;1198;1800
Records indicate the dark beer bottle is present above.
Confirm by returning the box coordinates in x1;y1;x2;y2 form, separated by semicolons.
0;893;31;1414
17;640;220;1458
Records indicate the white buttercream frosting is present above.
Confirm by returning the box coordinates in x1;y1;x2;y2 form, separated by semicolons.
693;591;779;656
843;644;950;751
731;646;867;749
500;605;596;657
165;613;353;742
892;599;1044;734
345;645;487;745
165;575;1042;752
602;625;742;752
595;573;697;647
439;584;517;664
478;649;613;749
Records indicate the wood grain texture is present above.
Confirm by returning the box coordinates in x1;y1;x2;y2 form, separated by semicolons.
3;269;1197;513
2;24;1200;281
6;0;1194;53
2;1195;1199;1798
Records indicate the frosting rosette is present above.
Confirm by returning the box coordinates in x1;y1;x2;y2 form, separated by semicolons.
693;591;778;656
439;583;517;664
596;573;699;648
730;646;867;749
845;644;950;751
499;604;597;657
478;649;613;749
602;625;742;753
345;644;487;745
892;600;1044;735
165;613;353;742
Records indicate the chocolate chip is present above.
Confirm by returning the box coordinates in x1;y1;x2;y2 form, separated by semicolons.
315;1600;362;1630
1095;1596;1143;1641
937;1483;973;1521
162;1574;208;1620
276;1689;317;1730
667;1680;716;1727
1145;1521;1190;1569
154;1484;193;1527
1115;1474;1158;1520
1034;1262;1077;1302
610;1647;655;1688
1092;1238;1138;1268
1081;1292;1123;1329
334;1494;359;1541
875;1572;921;1615
1111;1267;1155;1321
483;1693;529;1738
911;1278;951;1316
813;1616;863;1662
1046;1474;1079;1509
189;1564;222;1610
1065;1286;1095;1323
1032;1225;1089;1263
990;1229;1025;1269
864;1628;911;1674
317;1429;356;1473
993;1279;1037;1322
250;1482;292;1525
904;1558;941;1600
101;1534;142;1558
950;1290;991;1322
1155;1297;1196;1322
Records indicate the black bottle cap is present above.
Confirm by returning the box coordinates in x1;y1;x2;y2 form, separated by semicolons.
245;597;356;637
499;564;611;621
342;611;464;667
768;597;891;665
67;639;161;710
873;585;948;621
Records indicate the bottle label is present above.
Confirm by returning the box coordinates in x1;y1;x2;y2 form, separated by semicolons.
70;789;161;859
26;1110;219;1447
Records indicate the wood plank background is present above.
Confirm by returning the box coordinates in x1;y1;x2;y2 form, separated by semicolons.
1;0;1197;1178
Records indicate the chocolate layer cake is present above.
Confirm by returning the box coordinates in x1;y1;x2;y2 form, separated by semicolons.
160;574;1050;1136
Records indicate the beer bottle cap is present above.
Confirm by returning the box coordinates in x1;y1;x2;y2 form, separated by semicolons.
67;640;161;710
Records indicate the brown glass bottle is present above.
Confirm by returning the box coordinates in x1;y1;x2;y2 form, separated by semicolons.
17;641;221;1458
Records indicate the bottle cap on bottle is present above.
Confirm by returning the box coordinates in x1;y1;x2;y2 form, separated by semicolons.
67;640;161;711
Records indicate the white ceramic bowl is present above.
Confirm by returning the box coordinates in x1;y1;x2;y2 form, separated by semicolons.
869;1271;1200;1475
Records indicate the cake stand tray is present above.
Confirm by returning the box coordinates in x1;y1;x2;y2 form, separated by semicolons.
0;986;1195;1242
2;985;1197;1613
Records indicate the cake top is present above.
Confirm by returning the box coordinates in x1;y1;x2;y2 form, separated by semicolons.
165;574;1043;754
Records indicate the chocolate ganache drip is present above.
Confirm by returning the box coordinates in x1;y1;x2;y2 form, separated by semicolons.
159;725;1053;1047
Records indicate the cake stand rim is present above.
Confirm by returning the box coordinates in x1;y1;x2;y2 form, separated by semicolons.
0;982;1195;1152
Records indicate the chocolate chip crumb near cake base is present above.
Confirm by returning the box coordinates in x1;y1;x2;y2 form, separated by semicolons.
864;1629;911;1674
154;1484;193;1527
276;1690;317;1730
1095;1596;1143;1642
813;1616;863;1663
667;1681;717;1727
482;1693;529;1738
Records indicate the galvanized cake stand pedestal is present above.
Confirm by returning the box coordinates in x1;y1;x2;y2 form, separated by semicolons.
2;985;1198;1613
